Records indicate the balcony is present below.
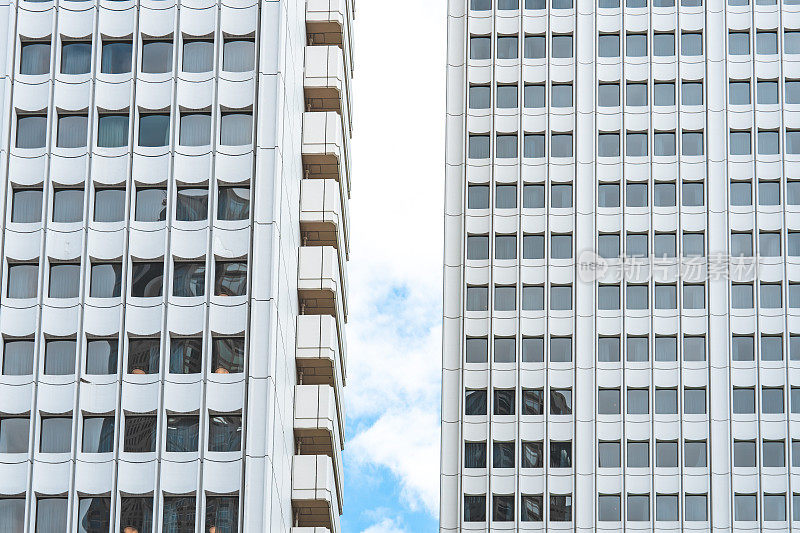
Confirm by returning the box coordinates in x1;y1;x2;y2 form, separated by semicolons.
298;244;348;322
302;112;350;195
300;178;349;259
305;0;354;66
292;454;341;533
296;314;346;396
295;384;344;507
292;529;330;533
304;45;352;132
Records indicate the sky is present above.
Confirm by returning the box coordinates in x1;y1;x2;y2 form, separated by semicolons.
339;1;447;532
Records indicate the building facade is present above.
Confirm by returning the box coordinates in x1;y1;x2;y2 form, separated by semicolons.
0;0;352;530
443;0;800;530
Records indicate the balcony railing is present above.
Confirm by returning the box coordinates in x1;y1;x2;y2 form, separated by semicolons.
298;245;348;321
296;313;346;394
302;112;350;196
300;178;349;259
292;454;341;532
305;0;354;67
304;45;352;132
295;384;344;505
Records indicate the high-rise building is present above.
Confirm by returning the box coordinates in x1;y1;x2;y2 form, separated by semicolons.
443;0;800;529
0;0;352;530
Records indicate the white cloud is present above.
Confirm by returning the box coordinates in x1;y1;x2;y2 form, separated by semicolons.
344;0;446;523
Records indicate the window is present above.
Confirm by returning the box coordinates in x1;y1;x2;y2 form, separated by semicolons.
0;499;25;531
466;286;488;312
521;441;543;468
550;285;571;311
626;284;648;310
2;340;33;376
494;337;515;363
86;338;118;375
524;84;545;109
626;182;647;207
496;133;518;158
732;335;754;361
731;180;752;206
654;131;676;156
523;133;545;158
496;85;517;108
598;337;620;362
465;338;487;363
655;388;678;414
524;35;546;59
208;415;241;452
550;337;572;362
729;31;750;55
61;41;91;75
599;495;621;521
40;417;71;453
598;284;620;308
683;232;704;256
786;30;800;54
729;80;750;105
467;184;489;209
682;131;704;156
464;442;486;468
223;39;255;72
173;262;205;298
468;134;489;158
220;112;253;146
626;233;648;257
599;83;620;107
654;182;676;207
763;440;785;467
521;495;543;521
598;183;620;207
627;33;647;57
93;188;125;222
628;494;650;521
211;337;244;374
758;130;780;154
82;416;114;453
464;495;486;521
551;183;572;208
757;31;778;54
627;441;649;467
656;494;679;521
733;388;755;414
625;82;647;107
218;186;250;221
685;440;707;467
523;184;544;209
89;263;121;298
467;235;489;260
684;388;706;414
468;85;490;110
550;388;572;415
788;130;800;154
757;80;778;104
175;187;208;222
794;388;800;413
20;41;50;75
11;188;42;223
551;34;572;58
654;234;676;258
764;494;785;521
138;113;170;147
551;83;572;107
732;283;754;308
551;132;573;157
627;336;648;362
465;390;487;415
7;263;38;299
522;389;543;414
120;498;153;533
127;338;160;375
734;440;756;467
494;389;515;415
37;498;68;532
763;387;784;414
550;441;571;468
495;235;516;260
683;284;706;309
169;337;202;375
599;34;620;57
493;441;514;468
653;81;675;106
522;337;543;362
131;262;164;297
598;389;620;414
163;497;196;532
759;180;780;205
654;33;675;56
760;283;782;309
598;133;620;157
731;232;753;257
48;263;80;299
626;132;647;156
0;417;29;453
16;114;47;149
598;441;620;467
44;339;75;375
97;114;129;148
51;188;83;223
550;495;572;521
551;234;572;259
183;40;213;72
655;284;677;309
656;441;678;467
496;36;518;59
166;415;199;452
101;41;132;74
179;113;211;146
141;40;173;73
734;494;757;521
681;32;703;55
730;130;752;155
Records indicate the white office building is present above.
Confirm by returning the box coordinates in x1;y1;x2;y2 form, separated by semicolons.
0;0;352;530
443;0;800;529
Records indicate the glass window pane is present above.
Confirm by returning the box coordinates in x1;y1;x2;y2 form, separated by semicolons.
0;499;26;531
77;497;111;533
86;339;118;375
205;496;239;532
61;42;91;75
138;114;170;147
469;86;490;109
11;189;43;223
173;262;205;297
120;498;153;533
124;416;156;452
223;40;255;72
131;262;163;297
141;41;172;74
179;113;211;146
218;187;250;221
44;339;75;375
82;417;114;453
40;417;71;453
163;497;196;531
211;337;244;374
36;498;68;533
169;338;203;374
90;263;121;298
215;261;247;296
127;338;160;374
52;189;83;223
496;85;517;108
3;340;33;376
93;189;125;222
183;40;214;72
220;113;253;146
135;189;167;222
0;417;29;453
21;42;50;75
16;115;47;148
8;263;38;298
496;36;518;59
97;115;129;148
101;42;132;74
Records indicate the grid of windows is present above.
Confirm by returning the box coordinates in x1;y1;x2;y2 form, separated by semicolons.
447;0;800;528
